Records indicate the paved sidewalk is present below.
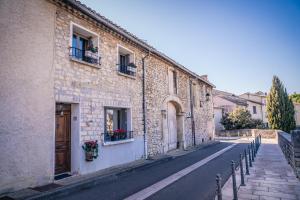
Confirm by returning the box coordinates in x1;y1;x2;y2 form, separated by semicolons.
222;139;300;200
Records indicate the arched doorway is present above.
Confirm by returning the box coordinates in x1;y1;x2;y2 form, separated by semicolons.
167;102;177;150
161;96;185;153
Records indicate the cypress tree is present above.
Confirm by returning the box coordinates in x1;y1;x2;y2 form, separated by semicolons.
267;76;284;130
266;76;296;132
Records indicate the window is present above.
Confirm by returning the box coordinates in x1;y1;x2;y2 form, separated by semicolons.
118;45;136;76
104;108;132;142
192;84;196;107
173;71;177;94
253;106;257;114
72;34;88;61
70;23;100;65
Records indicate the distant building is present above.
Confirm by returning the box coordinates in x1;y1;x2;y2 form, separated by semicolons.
239;91;268;125
213;90;248;133
294;103;300;127
213;90;268;133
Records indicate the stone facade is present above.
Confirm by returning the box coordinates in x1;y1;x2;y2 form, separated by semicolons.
0;0;214;193
239;92;267;124
54;2;214;158
294;103;300;126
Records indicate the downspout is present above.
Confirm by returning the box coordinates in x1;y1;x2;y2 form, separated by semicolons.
189;79;196;146
142;51;150;159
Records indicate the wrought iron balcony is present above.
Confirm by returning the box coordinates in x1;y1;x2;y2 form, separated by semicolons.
70;47;100;65
104;130;133;142
118;63;137;76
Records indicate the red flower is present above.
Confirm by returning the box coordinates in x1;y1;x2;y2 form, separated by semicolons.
113;129;126;133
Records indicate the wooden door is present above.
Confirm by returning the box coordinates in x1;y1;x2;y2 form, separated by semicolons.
167;102;178;151
55;105;71;175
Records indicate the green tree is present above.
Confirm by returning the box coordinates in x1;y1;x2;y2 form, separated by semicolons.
290;93;300;103
266;76;296;132
220;107;264;130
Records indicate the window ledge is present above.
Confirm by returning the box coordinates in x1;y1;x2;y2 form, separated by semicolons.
117;72;136;79
103;138;134;146
70;57;100;69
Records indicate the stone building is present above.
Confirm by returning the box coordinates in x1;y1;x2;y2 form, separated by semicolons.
0;0;214;194
294;102;300;127
239;91;268;125
213;90;269;133
213;90;248;133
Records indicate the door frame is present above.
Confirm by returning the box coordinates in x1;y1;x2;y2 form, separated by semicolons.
161;95;185;153
55;103;72;175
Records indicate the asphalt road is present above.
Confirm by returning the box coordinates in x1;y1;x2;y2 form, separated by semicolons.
57;142;248;200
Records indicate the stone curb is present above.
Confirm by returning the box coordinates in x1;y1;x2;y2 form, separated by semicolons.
14;141;220;200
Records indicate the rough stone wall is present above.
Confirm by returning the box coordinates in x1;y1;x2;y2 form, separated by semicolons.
193;83;214;145
0;0;56;194
216;129;278;139
278;130;300;178
54;6;215;157
54;8;145;143
144;57;214;155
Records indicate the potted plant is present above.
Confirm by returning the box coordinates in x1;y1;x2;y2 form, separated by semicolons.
82;140;99;161
113;129;127;140
85;39;98;63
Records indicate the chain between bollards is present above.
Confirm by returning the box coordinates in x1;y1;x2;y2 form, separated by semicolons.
216;174;222;200
239;154;245;186
231;160;238;200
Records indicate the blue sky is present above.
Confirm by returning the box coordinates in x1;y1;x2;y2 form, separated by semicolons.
81;0;300;94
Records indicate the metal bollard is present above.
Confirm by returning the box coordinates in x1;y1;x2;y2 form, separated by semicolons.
244;149;249;175
251;142;255;161
260;135;262;146
231;161;238;200
260;135;262;145
254;140;257;157
248;146;252;167
240;154;245;186
216;174;222;200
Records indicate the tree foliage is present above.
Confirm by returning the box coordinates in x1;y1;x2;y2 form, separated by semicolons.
221;107;264;130
266;76;296;133
290;93;300;103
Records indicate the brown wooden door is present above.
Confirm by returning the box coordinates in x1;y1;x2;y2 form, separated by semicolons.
55;105;71;175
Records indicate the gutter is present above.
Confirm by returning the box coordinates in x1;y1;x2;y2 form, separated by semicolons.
63;0;215;88
189;79;196;146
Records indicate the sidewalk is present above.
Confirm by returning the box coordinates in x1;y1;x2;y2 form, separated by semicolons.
222;139;300;200
1;141;218;200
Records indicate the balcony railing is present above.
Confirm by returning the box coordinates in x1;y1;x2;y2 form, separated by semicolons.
118;63;137;76
70;47;100;65
104;131;133;142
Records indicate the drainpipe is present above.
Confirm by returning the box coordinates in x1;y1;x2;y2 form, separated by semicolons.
142;51;150;159
189;79;196;146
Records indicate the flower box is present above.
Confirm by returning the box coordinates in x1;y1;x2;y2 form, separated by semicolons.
85;50;98;59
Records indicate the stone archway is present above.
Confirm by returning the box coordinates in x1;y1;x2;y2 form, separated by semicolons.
161;96;185;153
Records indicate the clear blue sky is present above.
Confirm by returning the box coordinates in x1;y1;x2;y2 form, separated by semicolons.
81;0;300;94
